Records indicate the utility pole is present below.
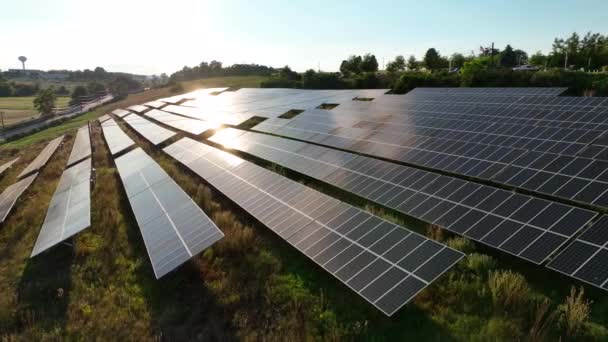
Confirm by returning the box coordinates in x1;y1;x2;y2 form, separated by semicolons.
490;42;495;69
564;51;568;69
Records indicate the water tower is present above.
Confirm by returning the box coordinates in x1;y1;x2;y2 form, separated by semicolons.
18;56;27;71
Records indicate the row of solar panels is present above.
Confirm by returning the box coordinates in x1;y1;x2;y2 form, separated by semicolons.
97;103;467;316
0;126;93;259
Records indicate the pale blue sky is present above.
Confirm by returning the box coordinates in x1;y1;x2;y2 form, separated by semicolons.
1;0;607;75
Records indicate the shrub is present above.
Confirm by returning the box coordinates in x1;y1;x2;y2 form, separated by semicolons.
488;270;531;314
558;287;591;339
465;253;497;276
445;237;476;254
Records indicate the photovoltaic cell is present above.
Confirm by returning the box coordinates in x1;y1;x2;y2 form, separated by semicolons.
18;135;64;179
122;113;176;145
31;158;91;257
66;125;91;167
114;148;224;278
0;173;37;224
101;118;135;156
164;137;463;316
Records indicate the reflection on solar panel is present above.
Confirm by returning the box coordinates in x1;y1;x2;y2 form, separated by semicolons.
0;173;37;224
210;128;597;265
31;158;91;257
164;137;463;316
122;113;176;145
18;135;64;179
163;104;254;126
0;157;20;176
114;148;224;278
101;118;135;156
127;105;149;113
112;109;131;118
66;125;91;167
144;109;217;135
407;87;567;96
98;114;112;123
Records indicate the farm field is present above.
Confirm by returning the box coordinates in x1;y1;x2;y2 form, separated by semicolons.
0;97;70;126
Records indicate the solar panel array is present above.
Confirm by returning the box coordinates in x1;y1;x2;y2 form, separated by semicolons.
112;109;131;118
0;173;37;224
122;113;176;145
0;157;20;176
210;128;597;265
101;118;135;156
114;148;224;278
144;109;217;135
66;125;91;167
127;105;149;114
18;135;64;179
98;114;112;123
164;137;464;316
143;100;167;109
31;158;91;257
406;87;567;96
251;108;608;208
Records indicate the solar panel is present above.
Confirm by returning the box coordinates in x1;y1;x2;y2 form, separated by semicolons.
210;128;597;265
31;158;91;257
143;109;217;135
164;137;463;316
163;104;254;126
101;118;135;156
18;135;64;179
144;100;167;109
407;87;567;96
127;105;149;113
66;125;91;167
98;114;112;123
0;173;37;224
114;148;224;278
112;109;131;118
0;157;20;176
122;113;176;145
548;216;608;290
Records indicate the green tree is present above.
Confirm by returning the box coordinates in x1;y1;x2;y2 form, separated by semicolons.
529;51;547;67
451;53;466;68
279;65;300;80
70;85;88;105
34;87;57;116
340;55;363;75
407;55;419;70
360;53;379;72
423;48;443;70
500;44;517;67
386;55;406;73
86;81;105;94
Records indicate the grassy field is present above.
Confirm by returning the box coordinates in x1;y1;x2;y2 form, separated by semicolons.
0;75;268;149
0;97;71;126
0;75;606;340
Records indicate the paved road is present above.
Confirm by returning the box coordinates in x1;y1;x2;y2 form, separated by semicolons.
0;95;113;142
